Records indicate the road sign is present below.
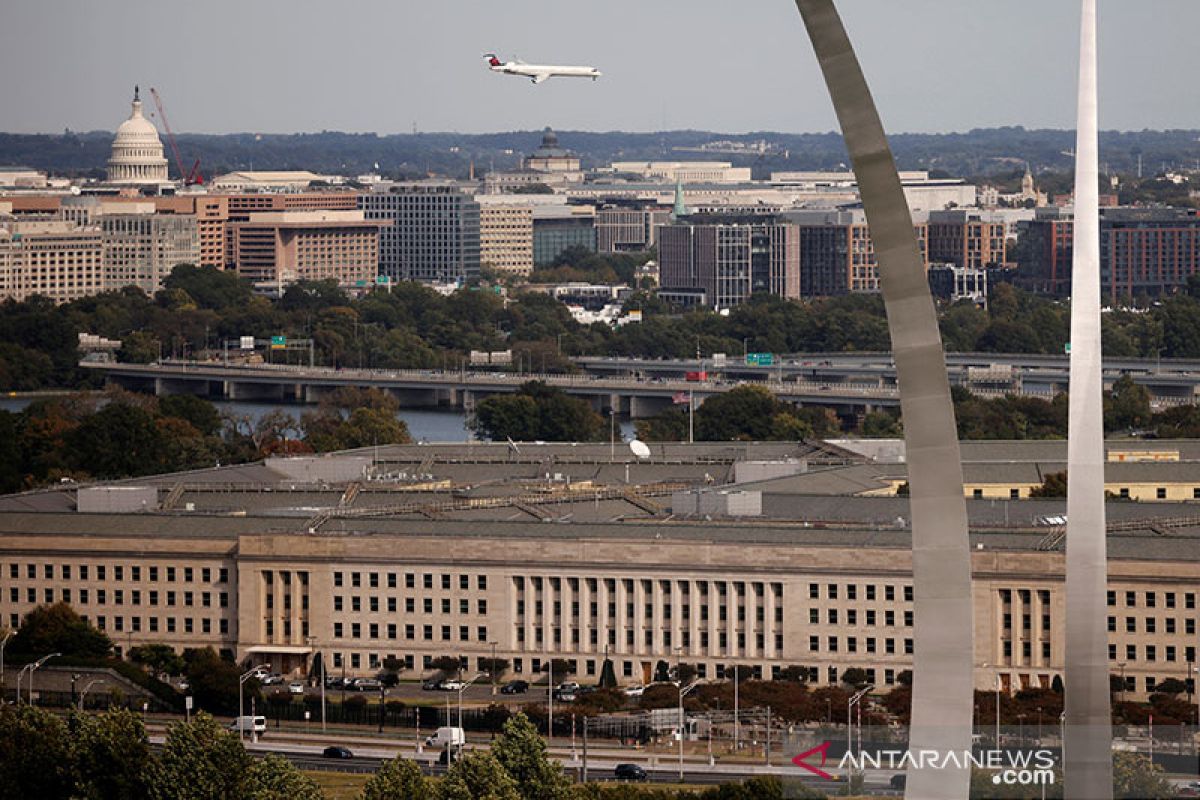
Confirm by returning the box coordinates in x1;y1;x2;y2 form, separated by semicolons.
746;352;774;366
375;275;391;285
270;336;287;350
185;696;193;710
239;336;255;350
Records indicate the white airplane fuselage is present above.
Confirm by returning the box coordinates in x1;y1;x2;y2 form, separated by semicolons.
488;61;601;84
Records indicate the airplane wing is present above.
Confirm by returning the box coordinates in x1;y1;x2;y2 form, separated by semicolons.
531;73;551;84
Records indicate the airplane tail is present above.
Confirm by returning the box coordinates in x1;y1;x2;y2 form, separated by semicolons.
483;53;502;67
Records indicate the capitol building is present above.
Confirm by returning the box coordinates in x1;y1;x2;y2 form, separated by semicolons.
106;86;169;186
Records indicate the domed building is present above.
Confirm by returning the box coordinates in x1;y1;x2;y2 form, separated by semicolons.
523;127;581;174
106;86;169;185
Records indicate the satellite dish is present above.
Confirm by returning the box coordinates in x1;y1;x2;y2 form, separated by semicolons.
630;440;651;460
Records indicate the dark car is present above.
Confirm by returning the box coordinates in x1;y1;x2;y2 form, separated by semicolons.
889;774;906;790
499;680;528;694
421;679;443;691
322;746;353;759
437;748;461;765
614;763;647;782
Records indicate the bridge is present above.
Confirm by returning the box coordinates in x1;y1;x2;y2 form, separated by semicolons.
81;351;1200;419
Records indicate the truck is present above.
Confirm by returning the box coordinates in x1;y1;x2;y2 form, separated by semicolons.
425;726;466;748
685;371;707;382
227;715;267;736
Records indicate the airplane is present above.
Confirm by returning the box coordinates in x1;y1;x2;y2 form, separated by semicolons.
484;54;602;84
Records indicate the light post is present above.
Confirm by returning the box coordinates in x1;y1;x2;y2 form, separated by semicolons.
238;663;269;743
78;679;105;712
457;674;482;728
982;663;1002;746
27;652;60;705
489;642;499;696
1117;661;1127;704
547;659;554;743
678;679;701;783
0;631;12;702
847;685;873;785
306;636;325;732
732;664;740;752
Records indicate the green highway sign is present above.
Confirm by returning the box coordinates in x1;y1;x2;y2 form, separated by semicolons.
270;335;287;349
745;352;774;366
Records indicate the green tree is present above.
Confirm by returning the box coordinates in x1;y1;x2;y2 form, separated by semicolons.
491;713;573;800
1104;375;1152;432
148;712;251;800
66;401;167;478
10;601;113;660
243;754;323;800
471;382;604;442
72;708;153;800
438;752;521;800
359;757;433;800
478;657;511;680
430;654;464;678
162;264;253;311
130;643;186;677
184;647;251;716
159;395;223;437
840;668;869;689
1029;471;1068;498
695;385;781;441
0;704;76;800
1112;751;1173;799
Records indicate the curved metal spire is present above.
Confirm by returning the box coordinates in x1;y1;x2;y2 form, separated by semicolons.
790;3;974;798
1064;0;1114;796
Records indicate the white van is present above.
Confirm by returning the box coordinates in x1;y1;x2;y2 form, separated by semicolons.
425;726;465;748
228;715;267;736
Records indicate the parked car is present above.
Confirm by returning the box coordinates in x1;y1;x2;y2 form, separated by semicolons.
288;681;305;695
556;681;580;694
500;680;528;694
440;679;464;691
614;763;647;782
437;748;461;765
421;679;442;691
261;673;284;686
353;678;383;692
554;689;578;702
622;684;645;697
322;746;353;759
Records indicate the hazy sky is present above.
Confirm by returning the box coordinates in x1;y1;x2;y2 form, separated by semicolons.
3;1;1197;135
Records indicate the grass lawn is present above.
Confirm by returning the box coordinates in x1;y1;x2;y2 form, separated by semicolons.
304;770;370;800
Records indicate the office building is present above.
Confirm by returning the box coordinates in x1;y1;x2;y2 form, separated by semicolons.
928;263;988;306
359;183;480;283
787;210;929;297
1;440;1199;700
608;162;752;184
532;205;596;267
100;211;200;294
596;203;670;254
0;220;104;303
927;210;1008;271
476;198;534;277
228;211;385;289
657;215;800;308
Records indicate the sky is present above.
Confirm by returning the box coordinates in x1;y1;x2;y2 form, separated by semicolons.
2;1;1198;136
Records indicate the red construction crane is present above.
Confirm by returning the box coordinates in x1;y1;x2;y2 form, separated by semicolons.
148;87;203;185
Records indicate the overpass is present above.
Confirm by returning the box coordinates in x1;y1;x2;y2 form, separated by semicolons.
82;351;1200;419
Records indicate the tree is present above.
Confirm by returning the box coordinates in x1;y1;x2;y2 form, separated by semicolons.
778;665;811;683
379;655;405;687
438;752;521;800
0;704;76;800
158;395;223;438
478;657;511;680
1112;751;1173;799
675;663;698;685
549;658;575;679
360;757;433;800
10;601;112;660
149;713;251;800
243;754;323;800
430;655;464;678
162;264;252;311
1152;677;1187;695
653;660;672;683
130;643;186;677
184;647;251;717
491;713;573;800
1104;374;1152;432
840;668;869;689
66;402;167;478
72;708;153;800
471;382;605;442
1051;675;1064;694
598;658;617;689
1029;470;1068;498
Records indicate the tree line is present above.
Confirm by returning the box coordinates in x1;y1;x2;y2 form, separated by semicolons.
7;264;1200;395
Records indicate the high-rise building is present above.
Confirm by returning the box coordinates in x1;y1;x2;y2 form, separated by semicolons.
927;210;1008;271
228;211;385;289
476;198;534;277
100;211;200;294
532;205;596;267
1017;207;1200;300
358;183;480;283
786;210;929;297
657;215;800;308
596;203;670;253
106;87;169;187
0;220;104;303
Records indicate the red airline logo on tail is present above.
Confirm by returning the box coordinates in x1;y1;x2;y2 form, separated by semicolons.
791;741;835;780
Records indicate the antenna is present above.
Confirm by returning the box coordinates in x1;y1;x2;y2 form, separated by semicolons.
630;440;651;460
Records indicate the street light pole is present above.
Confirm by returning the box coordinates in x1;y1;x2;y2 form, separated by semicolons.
28;652;61;705
547;659;554;743
678;679;701;783
489;642;499;696
847;685;873;785
238;663;269;743
0;631;12;702
79;679;105;712
733;665;739;751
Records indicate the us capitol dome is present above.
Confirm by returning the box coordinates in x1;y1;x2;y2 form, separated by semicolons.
106;86;170;185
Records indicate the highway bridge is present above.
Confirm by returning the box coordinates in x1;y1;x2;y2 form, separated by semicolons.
81;351;1200;419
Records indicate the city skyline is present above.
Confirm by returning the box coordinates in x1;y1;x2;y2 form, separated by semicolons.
2;1;1199;136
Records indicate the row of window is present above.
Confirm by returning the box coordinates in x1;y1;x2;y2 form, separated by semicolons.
6;563;228;584
811;608;912;627
333;621;488;643
809;635;914;655
1109;643;1197;664
1107;590;1197;609
1108;616;1197;635
515;625;783;654
333;571;486;592
808;583;912;602
516;600;783;625
10;586;229;608
332;596;486;616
